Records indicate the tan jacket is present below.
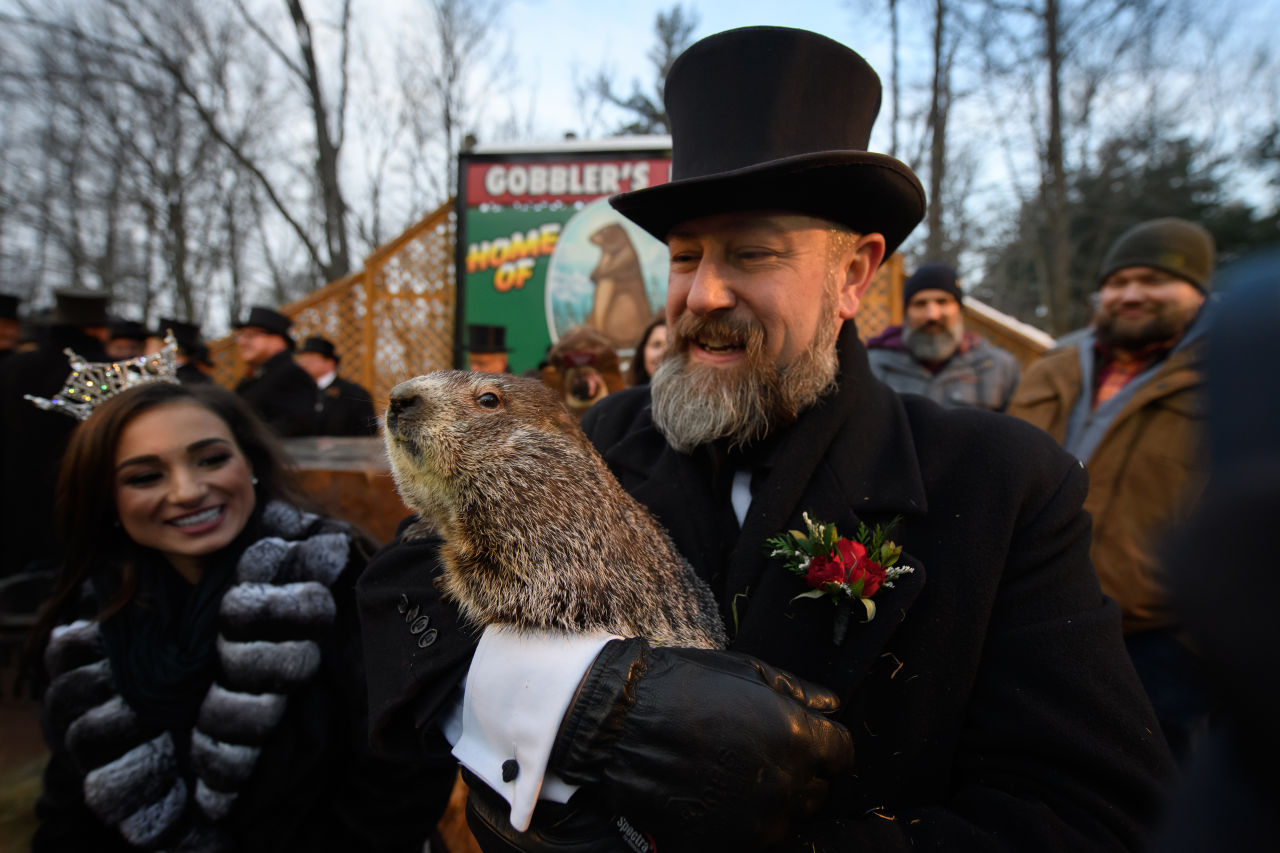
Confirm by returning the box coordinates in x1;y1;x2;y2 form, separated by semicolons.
1008;341;1208;632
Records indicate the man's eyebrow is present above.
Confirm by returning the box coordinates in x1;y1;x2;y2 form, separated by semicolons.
115;437;231;471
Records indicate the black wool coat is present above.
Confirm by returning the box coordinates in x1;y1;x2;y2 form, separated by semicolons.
235;350;318;437
313;376;379;437
357;325;1175;852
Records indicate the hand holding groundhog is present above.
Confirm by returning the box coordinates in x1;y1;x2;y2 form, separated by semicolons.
383;370;726;649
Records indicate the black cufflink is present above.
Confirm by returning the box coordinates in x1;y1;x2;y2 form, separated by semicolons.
502;759;519;782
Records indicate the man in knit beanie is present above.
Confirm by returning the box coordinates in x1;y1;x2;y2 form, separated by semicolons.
1009;216;1216;766
866;262;1021;410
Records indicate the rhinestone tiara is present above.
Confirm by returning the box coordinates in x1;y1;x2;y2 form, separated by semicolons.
25;331;182;421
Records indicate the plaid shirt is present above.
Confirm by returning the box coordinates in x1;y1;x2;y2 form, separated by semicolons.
1092;337;1181;409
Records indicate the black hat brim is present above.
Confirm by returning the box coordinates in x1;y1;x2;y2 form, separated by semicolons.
610;151;925;258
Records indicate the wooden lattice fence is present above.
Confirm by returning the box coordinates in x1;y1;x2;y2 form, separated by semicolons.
209;203;457;408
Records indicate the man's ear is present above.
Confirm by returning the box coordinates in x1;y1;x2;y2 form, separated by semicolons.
837;233;887;320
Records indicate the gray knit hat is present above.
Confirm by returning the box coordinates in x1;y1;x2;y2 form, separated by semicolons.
1098;218;1216;292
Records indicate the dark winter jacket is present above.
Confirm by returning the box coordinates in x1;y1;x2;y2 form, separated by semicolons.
866;324;1021;411
1007;326;1208;632
235;350;318;438
313;376;379;437
34;503;452;852
357;325;1174;851
0;327;108;576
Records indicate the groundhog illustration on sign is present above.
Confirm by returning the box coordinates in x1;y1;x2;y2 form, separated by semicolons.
383;370;726;649
587;223;652;351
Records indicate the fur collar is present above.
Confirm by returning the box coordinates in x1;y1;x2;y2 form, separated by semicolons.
44;502;351;851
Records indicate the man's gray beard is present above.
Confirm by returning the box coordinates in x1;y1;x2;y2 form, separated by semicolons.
903;322;963;363
650;302;841;455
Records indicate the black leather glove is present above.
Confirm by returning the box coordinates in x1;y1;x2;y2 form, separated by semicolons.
548;638;854;852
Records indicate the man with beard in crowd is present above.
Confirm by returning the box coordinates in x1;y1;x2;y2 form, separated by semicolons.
866;263;1020;410
1009;217;1216;765
356;26;1173;852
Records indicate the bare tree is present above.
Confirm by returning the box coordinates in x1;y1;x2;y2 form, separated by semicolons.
578;4;699;136
397;0;513;209
0;0;285;324
974;0;1181;334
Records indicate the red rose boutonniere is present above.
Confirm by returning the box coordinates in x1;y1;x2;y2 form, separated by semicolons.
767;512;916;643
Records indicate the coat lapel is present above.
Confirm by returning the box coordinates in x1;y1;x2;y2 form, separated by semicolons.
600;328;931;695
729;332;929;694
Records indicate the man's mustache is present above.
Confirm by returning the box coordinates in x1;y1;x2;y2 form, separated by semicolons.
672;313;763;350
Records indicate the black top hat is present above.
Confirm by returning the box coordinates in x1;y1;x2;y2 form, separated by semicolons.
108;320;151;341
0;294;19;321
466;324;510;353
610;26;925;257
51;288;110;327
298;336;339;361
234;305;294;343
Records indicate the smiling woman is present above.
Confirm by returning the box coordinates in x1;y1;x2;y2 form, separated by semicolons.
20;382;453;852
112;403;259;583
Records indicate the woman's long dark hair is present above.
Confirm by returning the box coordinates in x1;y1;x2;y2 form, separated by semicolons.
22;382;319;685
628;311;668;386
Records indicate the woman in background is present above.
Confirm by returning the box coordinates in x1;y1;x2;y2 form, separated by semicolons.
25;381;452;852
627;311;668;386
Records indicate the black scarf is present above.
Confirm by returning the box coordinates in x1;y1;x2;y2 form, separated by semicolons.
93;522;252;733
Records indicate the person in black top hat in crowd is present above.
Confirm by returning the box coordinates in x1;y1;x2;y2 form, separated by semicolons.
106;320;151;361
465;324;511;373
356;26;1172;852
153;318;213;384
0;288;112;577
295;336;378;437
866;263;1021;410
232;305;317;438
0;293;21;361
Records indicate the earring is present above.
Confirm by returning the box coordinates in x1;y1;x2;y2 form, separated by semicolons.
251;475;259;485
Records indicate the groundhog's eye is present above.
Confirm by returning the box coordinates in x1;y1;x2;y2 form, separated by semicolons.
476;392;502;409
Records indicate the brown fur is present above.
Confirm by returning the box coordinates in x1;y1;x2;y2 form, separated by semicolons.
383;370;726;649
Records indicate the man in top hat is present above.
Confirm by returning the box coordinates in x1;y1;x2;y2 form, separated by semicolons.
1008;217;1217;765
0;288;111;576
295;336;378;436
465;324;511;373
866;262;1021;410
0;294;21;361
105;319;151;361
233;305;318;437
357;27;1172;851
153;317;213;384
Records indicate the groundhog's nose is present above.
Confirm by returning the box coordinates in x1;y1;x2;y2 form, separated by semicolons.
386;385;423;429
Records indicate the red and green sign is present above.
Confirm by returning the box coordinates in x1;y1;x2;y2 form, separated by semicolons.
456;142;672;375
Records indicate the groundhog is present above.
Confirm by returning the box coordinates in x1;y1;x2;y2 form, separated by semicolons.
383;370;727;649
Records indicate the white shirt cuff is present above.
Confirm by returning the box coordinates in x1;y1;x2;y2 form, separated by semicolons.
449;625;620;832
